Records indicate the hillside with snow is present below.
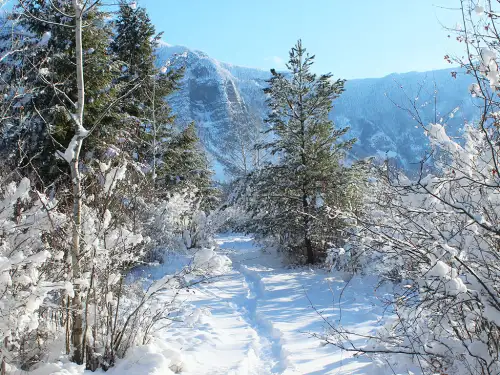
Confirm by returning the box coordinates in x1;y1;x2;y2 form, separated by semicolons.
156;43;477;176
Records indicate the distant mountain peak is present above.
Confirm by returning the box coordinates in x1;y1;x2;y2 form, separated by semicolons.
156;43;475;180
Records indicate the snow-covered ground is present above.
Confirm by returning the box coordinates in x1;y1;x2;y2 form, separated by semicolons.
32;234;390;375
140;234;389;375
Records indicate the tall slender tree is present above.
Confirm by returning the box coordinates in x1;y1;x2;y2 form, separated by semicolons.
110;1;183;181
245;40;357;264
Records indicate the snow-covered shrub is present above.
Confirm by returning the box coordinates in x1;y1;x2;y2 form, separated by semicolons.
142;191;195;261
325;246;355;272
78;161;227;369
0;178;70;371
327;123;500;374
190;246;232;275
143;189;220;261
0;160;178;371
323;6;500;370
143;184;237;264
185;208;229;250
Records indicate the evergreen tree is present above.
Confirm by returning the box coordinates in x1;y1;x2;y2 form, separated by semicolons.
110;2;219;211
245;40;357;264
0;1;120;188
110;1;183;176
161;123;219;211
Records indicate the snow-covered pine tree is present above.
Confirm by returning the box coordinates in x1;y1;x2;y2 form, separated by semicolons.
110;1;183;184
245;40;357;264
161;122;219;211
0;1;119;188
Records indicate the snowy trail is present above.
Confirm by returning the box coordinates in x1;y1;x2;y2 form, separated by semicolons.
148;234;388;375
234;262;289;374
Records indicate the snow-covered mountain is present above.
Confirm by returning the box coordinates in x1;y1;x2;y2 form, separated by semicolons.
156;44;477;177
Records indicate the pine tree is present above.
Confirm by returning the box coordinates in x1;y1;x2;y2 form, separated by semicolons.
110;1;183;178
245;40;356;264
0;1;119;188
161;123;219;211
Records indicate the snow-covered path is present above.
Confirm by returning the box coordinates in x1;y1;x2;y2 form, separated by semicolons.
151;234;387;375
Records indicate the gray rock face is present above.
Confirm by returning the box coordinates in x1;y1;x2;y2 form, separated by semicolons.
334;71;477;169
157;44;476;178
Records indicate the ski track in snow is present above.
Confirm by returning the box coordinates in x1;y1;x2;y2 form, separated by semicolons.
148;234;389;375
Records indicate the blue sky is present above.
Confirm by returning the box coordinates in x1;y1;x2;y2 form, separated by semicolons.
138;0;463;79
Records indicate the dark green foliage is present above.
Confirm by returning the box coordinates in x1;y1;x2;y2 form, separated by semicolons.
111;2;157;78
0;1;120;188
160;123;219;211
244;40;360;264
0;0;216;210
110;1;184;174
110;2;217;207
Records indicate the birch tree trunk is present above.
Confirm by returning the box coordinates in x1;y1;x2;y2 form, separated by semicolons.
69;0;88;364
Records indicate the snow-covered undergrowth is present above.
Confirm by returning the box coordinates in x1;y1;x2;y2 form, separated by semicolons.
0;178;73;373
26;245;232;375
19;233;398;375
111;234;392;375
335;122;500;374
0;159;232;373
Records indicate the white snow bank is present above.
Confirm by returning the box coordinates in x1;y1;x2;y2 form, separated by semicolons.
107;340;188;375
192;247;232;274
25;340;187;375
27;360;84;375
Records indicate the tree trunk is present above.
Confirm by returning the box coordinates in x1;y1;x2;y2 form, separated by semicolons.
1;337;7;375
70;0;87;364
151;78;157;184
302;191;314;264
70;148;84;364
296;41;314;264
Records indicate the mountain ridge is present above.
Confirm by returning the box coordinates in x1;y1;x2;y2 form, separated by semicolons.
156;43;476;179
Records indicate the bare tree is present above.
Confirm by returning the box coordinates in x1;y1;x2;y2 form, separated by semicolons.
317;2;500;374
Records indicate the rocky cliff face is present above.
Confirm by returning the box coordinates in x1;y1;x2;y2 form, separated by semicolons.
156;44;477;179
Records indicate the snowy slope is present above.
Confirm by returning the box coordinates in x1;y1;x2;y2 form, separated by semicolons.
334;70;477;168
156;44;476;177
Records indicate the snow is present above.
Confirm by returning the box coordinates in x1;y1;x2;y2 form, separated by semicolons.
57;135;79;163
37;31;51;47
468;341;492;363
192;247;232;273
483;301;500;326
480;48;500;88
428;260;450;278
107;342;182;375
102;162;128;195
23;234;391;374
137;234;390;375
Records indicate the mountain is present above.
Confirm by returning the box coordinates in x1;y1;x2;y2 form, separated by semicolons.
156;43;477;179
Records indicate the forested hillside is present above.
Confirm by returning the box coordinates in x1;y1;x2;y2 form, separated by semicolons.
156;43;476;177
